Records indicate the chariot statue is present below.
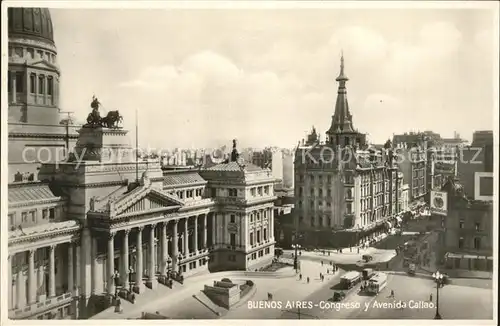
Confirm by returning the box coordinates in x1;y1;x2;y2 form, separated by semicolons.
85;95;123;128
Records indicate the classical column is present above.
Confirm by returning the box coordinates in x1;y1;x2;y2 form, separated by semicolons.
16;267;22;309
37;260;44;300
194;215;199;253
183;218;189;255
11;71;17;103
212;213;216;246
147;224;157;289
161;222;168;275
107;232;115;294
172;221;179;271
28;249;36;304
68;243;74;294
203;214;208;248
8;255;12;309
269;208;274;240
91;238;97;294
135;227;144;292
122;230;130;289
74;241;81;295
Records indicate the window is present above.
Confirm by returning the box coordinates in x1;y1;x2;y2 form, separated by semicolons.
264;186;269;195
310;188;314;196
299;216;304;224
16;72;24;93
22;212;28;223
310;200;314;207
263;229;267;240
228;188;237;197
250;215;254;223
299;187;303;196
327;202;331;208
257;230;261;243
250;233;254;246
251;188;256;196
475;223;480;231
473;237;481;249
459;220;464;229
319;201;323;206
319;175;323;182
49;208;55;220
257;187;263;196
327;189;332;197
327;176;332;183
38;75;45;94
42;209;48;219
230;214;235;223
299;174;304;182
47;76;53;95
230;234;236;247
8;214;14;227
458;237;464;249
310;218;315;227
256;213;260;221
30;211;36;222
211;188;216;197
319;189;323;197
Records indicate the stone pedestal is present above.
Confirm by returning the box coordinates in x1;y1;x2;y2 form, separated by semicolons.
74;127;132;162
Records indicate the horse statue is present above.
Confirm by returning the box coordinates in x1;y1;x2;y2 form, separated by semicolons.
101;110;123;128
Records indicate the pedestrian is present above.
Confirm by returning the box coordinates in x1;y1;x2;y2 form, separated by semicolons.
307;277;310;284
299;274;302;281
429;293;433;302
326;269;329;274
321;260;324;266
319;272;322;279
328;251;331;256
390;289;394;298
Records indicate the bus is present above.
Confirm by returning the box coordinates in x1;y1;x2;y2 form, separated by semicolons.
366;272;388;295
340;271;362;290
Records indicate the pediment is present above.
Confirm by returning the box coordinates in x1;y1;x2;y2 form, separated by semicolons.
113;188;183;217
30;59;58;71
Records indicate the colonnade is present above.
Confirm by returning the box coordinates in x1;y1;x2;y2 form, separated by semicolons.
100;213;212;294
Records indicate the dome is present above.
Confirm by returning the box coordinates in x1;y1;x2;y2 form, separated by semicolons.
8;8;54;45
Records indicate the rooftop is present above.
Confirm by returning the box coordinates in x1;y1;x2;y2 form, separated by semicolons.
8;182;62;205
204;161;264;173
163;171;206;187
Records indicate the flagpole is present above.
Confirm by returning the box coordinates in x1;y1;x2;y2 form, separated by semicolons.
136;109;139;182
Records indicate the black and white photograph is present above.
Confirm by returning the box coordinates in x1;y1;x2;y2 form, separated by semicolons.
2;1;498;323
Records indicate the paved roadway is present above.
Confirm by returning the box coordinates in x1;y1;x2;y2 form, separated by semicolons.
279;273;493;320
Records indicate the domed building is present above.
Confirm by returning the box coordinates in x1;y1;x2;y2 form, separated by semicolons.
7;8;277;321
7;8;78;183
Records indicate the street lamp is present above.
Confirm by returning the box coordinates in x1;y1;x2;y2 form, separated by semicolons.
291;243;301;271
432;271;443;319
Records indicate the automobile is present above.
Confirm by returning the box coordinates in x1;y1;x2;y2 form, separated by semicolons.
362;254;373;262
332;291;346;302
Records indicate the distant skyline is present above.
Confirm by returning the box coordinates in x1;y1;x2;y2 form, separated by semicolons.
46;4;497;149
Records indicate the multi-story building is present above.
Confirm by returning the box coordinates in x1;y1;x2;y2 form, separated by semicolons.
456;130;494;200
282;149;295;190
396;145;427;203
7;8;79;182
252;148;283;186
400;183;410;213
7;8;275;320
438;178;493;275
441;131;468;149
427;146;457;191
293;56;403;248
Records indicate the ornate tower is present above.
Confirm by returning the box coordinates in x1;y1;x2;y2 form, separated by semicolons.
7;8;78;182
326;54;366;148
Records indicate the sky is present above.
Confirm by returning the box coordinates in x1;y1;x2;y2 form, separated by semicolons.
48;5;497;149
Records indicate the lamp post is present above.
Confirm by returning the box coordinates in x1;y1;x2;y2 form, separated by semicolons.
291;243;301;271
432;271;443;319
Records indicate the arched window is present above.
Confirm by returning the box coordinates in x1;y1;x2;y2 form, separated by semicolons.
30;74;36;93
47;76;53;95
38;75;45;94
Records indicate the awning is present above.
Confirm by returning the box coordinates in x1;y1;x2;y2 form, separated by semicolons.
445;252;493;260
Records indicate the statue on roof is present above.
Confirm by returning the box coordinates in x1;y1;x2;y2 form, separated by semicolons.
85;95;123;128
230;139;240;162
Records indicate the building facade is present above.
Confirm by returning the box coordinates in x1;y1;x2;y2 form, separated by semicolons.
396;145;427;203
7;8;79;182
6;8;275;320
439;179;493;274
293;56;403;248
